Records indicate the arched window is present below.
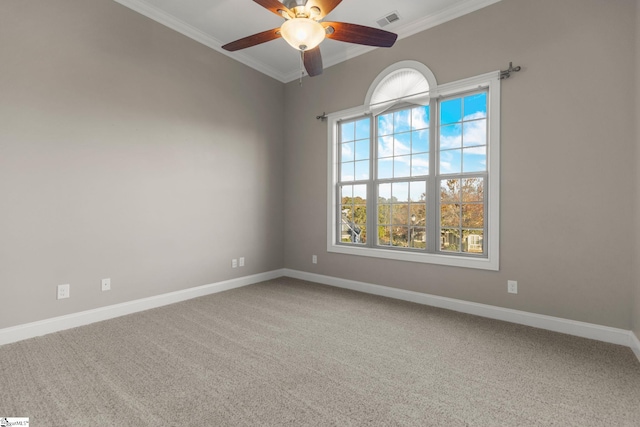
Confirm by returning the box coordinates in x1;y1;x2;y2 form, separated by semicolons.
365;61;436;116
326;61;501;270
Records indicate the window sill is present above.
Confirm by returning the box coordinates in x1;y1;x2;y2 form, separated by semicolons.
327;244;499;271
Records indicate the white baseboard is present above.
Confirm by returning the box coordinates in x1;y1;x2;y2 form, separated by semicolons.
4;268;639;365
631;331;640;363
0;269;285;347
284;269;638;353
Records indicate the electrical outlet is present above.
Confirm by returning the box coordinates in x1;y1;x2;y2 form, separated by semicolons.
232;259;238;268
101;278;111;292
312;255;317;264
239;257;245;267
508;280;518;294
57;284;70;300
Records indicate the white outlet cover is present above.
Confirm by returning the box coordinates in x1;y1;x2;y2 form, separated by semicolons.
239;257;245;267
508;280;518;294
232;259;238;268
57;284;70;299
101;278;111;291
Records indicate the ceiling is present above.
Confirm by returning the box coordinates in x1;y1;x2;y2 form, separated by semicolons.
114;0;501;83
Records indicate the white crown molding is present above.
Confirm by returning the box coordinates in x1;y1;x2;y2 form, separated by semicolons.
283;269;639;355
114;0;502;84
112;0;287;82
0;269;285;347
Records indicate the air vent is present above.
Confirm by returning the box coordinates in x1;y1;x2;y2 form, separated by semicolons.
376;11;400;28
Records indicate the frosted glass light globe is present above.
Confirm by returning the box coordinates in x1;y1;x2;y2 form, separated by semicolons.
280;18;325;51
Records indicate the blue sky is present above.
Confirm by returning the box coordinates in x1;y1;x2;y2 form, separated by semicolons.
340;92;487;181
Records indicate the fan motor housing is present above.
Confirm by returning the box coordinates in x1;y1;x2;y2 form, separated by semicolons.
282;0;306;9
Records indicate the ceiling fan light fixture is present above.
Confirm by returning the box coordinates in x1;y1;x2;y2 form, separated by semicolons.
280;18;325;51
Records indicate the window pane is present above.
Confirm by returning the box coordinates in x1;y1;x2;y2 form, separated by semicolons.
462;147;486;173
341;184;353;199
462;204;484;228
355;160;369;180
440;124;462;149
462;178;484;202
412;130;429;154
394;133;411;156
341;142;354;162
410;227;426;248
378;113;394;136
394;110;411;133
441;229;461;252
378;158;393;179
353;205;367;221
355;118;371;140
394;156;411;178
441;203;461;228
378;225;391;245
392;204;408;225
339;186;352;243
463;230;484;254
440;179;460;203
440;149;462;174
411;153;429;177
353;184;367;200
341;161;355;181
412;106;430;130
340;184;367;245
464;93;487;120
410;204;426;227
341;220;362;243
392;226;409;247
378;204;391;224
392;182;409;202
378;183;391;201
441;98;462;125
341;121;355;142
463;119;487;147
353;204;367;243
378;136;394;158
409;181;426;202
354;139;369;161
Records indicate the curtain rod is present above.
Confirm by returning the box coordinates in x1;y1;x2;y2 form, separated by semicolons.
317;62;523;120
500;62;522;80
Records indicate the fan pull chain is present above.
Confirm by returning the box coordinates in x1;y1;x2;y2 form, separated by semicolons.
299;50;304;86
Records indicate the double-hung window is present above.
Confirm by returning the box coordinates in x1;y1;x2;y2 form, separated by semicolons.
327;61;500;270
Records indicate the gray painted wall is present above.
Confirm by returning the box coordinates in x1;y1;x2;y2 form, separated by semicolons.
283;0;637;329
0;0;284;328
1;0;638;334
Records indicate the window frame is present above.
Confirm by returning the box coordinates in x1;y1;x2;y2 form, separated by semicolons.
327;69;501;271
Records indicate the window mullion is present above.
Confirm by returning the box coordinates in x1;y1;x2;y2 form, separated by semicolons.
427;97;438;253
367;114;375;248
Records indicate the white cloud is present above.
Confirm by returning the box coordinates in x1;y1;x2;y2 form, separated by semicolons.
463;118;486;147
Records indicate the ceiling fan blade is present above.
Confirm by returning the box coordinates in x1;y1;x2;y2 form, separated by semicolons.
322;22;398;48
222;28;282;51
253;0;294;19
303;46;323;77
305;0;342;19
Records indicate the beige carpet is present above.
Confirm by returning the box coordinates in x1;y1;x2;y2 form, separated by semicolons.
1;277;639;426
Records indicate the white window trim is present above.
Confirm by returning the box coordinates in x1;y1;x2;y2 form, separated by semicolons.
327;70;501;271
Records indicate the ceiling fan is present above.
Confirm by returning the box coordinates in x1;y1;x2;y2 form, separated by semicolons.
221;0;398;77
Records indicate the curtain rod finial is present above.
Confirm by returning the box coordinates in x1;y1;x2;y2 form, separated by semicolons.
500;62;522;80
